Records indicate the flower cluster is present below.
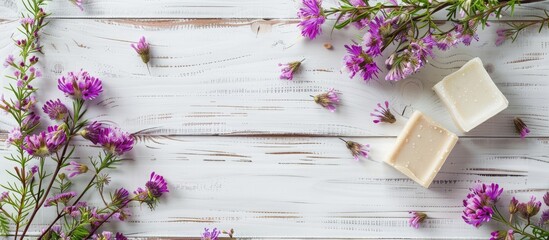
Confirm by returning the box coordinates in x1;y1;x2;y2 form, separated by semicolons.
134;172;169;209
462;183;503;227
463;182;549;239
296;0;547;82
58;70;103;100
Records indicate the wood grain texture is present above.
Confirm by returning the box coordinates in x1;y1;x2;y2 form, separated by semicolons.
1;19;547;137
1;0;549;19
1;136;546;238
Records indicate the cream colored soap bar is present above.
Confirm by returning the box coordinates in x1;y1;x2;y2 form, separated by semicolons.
385;111;458;188
433;57;508;132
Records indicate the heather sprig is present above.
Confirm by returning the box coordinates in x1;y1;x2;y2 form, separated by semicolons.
0;0;168;238
297;0;548;82
463;183;549;239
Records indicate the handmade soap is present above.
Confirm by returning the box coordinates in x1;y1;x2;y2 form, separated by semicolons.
385;111;458;188
433;57;508;132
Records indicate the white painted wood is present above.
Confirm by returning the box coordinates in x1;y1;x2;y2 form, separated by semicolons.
1;0;548;19
1;136;546;238
1;19;547;137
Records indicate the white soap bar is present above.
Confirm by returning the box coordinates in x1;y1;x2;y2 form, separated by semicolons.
433;57;508;132
385;111;458;188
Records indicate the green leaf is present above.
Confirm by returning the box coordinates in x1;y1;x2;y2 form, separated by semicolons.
70;225;90;240
0;213;9;236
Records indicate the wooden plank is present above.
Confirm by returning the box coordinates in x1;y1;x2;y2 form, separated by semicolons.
1;136;546;238
1;0;549;19
2;19;546;137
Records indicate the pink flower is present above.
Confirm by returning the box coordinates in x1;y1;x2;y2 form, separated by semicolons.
66;161;88;177
343;44;379;82
131;36;150;64
278;60;303;80
58;70;103;100
371;101;396;124
42;99;69;121
70;0;84;11
312;88;340;112
201;228;221;240
297;0;325;39
408;211;427;228
341;138;369;160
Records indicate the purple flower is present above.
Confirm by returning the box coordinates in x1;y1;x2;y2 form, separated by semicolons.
23;126;67;157
278;60;303;80
92;231;113;240
43;99;69;121
434;33;459;50
63;201;87;217
312;88;340;112
111;188;131;208
97;127;134;155
6;128;22;146
462;183;503;227
44;191;77;207
31;165;39;176
80;121;103;144
543;192;549;206
513;117;529;139
490;230;514;240
517;196;541;219
385;50;423;81
371;101;396;124
297;0;325;39
408;211;427;229
3;55;14;68
540;210;549;226
21;112;40;131
131;36;150;64
114;233;127;240
455;22;479;46
341;138;369;161
496;29;509;46
362;16;385;57
344;44;379;82
134;172;169;209
202;228;221;240
66;161;88;178
69;0;84;11
0;192;8;202
58;70;103;100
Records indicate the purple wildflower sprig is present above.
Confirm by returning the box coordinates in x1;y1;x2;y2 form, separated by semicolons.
463;183;549;239
339;138;369;161
312;88;340;112
298;0;546;82
202;227;235;240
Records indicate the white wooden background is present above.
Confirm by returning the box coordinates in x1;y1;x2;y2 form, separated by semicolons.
0;0;548;239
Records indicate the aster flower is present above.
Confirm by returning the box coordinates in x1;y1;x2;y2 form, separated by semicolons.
134;172;169;209
202;228;221;240
385;50;422;81
513;117;530;139
44;191;77;207
517;196;541;219
490;230;514;240
69;0;84;11
6;128;22;146
66;161;88;177
362;17;385;57
408;211;427;229
544;192;549;206
312;88;339;112
80;121;103;144
42;99;69;121
340;138;369;160
343;44;379;82
278;60;303;80
131;36;150;64
462;182;503;227
495;29;510;46
297;0;325;39
371;101;396;124
111;188;131;207
21;112;40;131
434;33;459;51
58;70;103;100
93;231;113;240
97;127;134;155
23;126;67;157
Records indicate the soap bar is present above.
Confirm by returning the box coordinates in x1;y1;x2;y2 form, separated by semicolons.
385;111;458;188
433;57;509;132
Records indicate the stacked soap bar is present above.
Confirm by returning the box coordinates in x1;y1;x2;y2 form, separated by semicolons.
385;111;458;188
433;57;509;132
